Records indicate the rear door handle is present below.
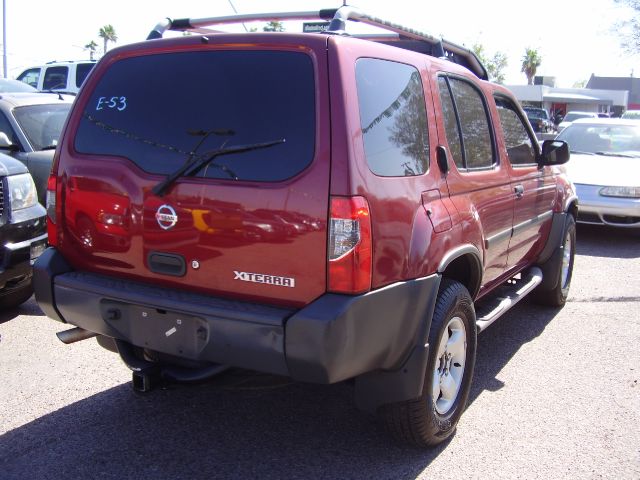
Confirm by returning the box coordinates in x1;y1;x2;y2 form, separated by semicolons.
514;184;524;198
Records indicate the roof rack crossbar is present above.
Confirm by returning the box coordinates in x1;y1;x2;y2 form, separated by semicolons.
146;5;488;80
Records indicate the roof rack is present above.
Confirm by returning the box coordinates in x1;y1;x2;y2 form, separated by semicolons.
146;5;488;80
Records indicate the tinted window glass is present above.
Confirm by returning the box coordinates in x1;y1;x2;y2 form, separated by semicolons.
356;59;428;177
43;66;69;90
495;96;536;166
448;77;494;169
437;77;463;169
13;104;72;151
75;63;95;88
75;51;315;182
17;68;40;88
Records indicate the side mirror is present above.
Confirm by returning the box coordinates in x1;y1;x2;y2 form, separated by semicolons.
0;132;18;151
0;132;12;147
539;139;570;166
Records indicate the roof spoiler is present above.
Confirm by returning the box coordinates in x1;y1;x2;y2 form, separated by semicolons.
146;5;488;80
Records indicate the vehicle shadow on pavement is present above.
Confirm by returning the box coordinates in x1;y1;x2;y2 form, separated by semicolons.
576;224;640;259
0;295;45;325
470;298;559;401
0;369;449;479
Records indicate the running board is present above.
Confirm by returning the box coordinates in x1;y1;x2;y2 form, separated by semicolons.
475;267;543;333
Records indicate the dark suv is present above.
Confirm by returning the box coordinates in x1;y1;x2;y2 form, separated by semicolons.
0;153;47;308
34;6;576;447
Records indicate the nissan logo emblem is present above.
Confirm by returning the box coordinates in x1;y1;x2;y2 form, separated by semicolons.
156;204;178;230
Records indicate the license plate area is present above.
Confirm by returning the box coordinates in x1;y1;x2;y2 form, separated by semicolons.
101;300;209;359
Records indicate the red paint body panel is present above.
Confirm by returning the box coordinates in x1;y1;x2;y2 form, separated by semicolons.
54;35;332;307
50;31;574;309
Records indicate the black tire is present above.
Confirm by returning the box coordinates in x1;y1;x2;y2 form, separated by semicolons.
379;279;477;447
0;283;33;310
534;215;576;307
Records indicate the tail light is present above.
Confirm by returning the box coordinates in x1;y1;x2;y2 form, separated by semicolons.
46;174;58;246
328;196;372;294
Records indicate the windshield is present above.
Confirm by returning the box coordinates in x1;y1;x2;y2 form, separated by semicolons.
563;112;594;122
13;103;71;150
524;108;548;120
557;124;640;157
75;50;315;182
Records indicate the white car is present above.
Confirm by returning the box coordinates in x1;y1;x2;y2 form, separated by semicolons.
556;111;599;133
556;118;640;228
16;60;96;94
622;110;640;120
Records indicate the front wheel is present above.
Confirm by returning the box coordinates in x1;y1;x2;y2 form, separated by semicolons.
379;279;477;447
534;214;576;307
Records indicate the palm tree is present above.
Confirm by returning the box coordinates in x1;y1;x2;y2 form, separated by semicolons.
99;25;118;55
521;48;542;85
84;40;98;61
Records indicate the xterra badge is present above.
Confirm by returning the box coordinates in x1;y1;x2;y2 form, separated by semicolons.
156;204;178;230
234;271;295;288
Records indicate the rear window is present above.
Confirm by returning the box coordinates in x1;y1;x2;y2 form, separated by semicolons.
75;51;315;182
75;63;95;88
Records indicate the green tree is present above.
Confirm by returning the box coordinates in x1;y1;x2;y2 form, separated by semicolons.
472;44;508;84
614;0;640;53
521;48;542;85
99;25;118;54
263;21;284;32
84;40;98;61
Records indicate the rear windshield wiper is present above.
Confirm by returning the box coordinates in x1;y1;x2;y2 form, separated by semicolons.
41;145;58;151
152;138;285;197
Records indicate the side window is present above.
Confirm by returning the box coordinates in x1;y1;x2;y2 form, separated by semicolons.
76;64;95;88
495;96;537;166
17;68;40;88
437;75;495;170
42;66;69;90
356;58;429;177
437;77;463;169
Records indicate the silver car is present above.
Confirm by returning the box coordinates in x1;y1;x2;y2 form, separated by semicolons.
0;92;74;203
556;118;640;229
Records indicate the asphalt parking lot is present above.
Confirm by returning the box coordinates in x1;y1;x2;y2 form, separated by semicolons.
0;224;639;479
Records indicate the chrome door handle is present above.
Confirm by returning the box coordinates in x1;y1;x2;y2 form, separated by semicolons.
514;185;524;198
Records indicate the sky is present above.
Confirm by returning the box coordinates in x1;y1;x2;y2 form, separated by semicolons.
2;0;639;87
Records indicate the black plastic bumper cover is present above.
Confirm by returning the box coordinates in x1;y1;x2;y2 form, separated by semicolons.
34;248;440;397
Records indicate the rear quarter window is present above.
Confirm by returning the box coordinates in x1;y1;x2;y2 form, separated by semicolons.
75;50;316;182
356;58;429;177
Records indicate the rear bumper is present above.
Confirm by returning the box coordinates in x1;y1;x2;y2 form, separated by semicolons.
34;247;440;385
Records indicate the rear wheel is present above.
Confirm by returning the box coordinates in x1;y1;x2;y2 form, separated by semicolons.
379;279;477;447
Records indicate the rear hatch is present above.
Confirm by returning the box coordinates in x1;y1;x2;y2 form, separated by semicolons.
53;36;330;307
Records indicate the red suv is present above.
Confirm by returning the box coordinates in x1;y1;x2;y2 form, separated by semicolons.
34;6;576;447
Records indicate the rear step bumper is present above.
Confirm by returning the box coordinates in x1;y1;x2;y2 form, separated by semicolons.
34;247;440;386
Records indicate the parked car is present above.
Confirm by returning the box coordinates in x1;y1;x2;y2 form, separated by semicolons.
33;6;575;448
621;109;640;120
557;111;599;133
557;118;640;228
523;106;555;133
16;60;97;94
0;92;74;203
0;152;47;308
0;78;37;93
